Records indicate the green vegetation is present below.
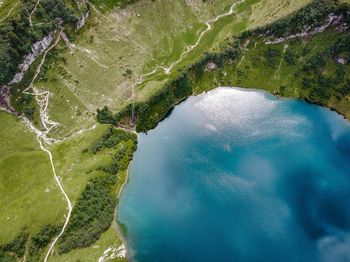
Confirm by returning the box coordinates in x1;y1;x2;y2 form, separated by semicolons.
100;44;241;131
99;0;350;132
0;224;62;262
51;226;125;261
9;52;43;122
89;0;139;12
58;174;117;254
0;231;28;261
245;0;346;37
89;127;136;154
58;127;137;254
0;112;66;244
33;0;310;139
4;0;348;260
232;1;350;116
0;0;82;86
240;0;350;41
0;114;136;260
27;224;62;261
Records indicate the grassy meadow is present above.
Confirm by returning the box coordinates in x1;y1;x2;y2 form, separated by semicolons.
0;112;65;244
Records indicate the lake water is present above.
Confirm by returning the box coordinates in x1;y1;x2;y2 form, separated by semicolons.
118;87;350;262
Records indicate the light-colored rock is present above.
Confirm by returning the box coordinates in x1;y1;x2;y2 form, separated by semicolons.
336;58;347;65
9;33;54;85
206;62;218;70
77;11;89;30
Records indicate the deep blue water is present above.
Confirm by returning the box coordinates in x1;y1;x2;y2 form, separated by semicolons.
118;87;350;262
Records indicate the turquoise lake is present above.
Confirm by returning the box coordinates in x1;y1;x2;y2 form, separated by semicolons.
118;87;350;262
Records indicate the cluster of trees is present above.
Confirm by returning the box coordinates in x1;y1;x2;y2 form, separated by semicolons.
58;174;117;254
99;138;137;173
300;55;349;101
96;106;116;124
59;128;137;253
130;72;192;132
188;44;240;78
331;34;350;61
285;49;297;65
257;32;350;103
98;143;134;173
264;47;281;68
9;54;42;119
0;0;80;86
302;54;326;72
0;232;28;261
241;0;348;38
18;93;35;119
94;128;137;172
88;127;136;154
0;224;61;262
297;31;350;100
27;224;61;262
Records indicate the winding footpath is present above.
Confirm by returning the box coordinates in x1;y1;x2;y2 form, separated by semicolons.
0;2;18;23
28;0;41;26
19;31;73;262
138;0;245;79
128;0;245;118
16;1;246;260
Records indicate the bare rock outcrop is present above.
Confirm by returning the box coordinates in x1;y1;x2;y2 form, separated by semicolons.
9;33;54;85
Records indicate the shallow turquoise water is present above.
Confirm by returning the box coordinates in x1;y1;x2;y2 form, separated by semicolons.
118;87;350;262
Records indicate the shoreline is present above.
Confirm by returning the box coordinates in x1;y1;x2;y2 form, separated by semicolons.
111;85;350;261
114;150;136;261
109;84;350;262
227;86;349;121
133;84;350;133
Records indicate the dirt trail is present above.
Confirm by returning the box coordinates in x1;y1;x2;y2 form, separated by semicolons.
274;44;288;78
128;0;245;119
0;2;18;22
19;31;73;262
28;0;40;26
18;1;246;259
140;0;245;77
